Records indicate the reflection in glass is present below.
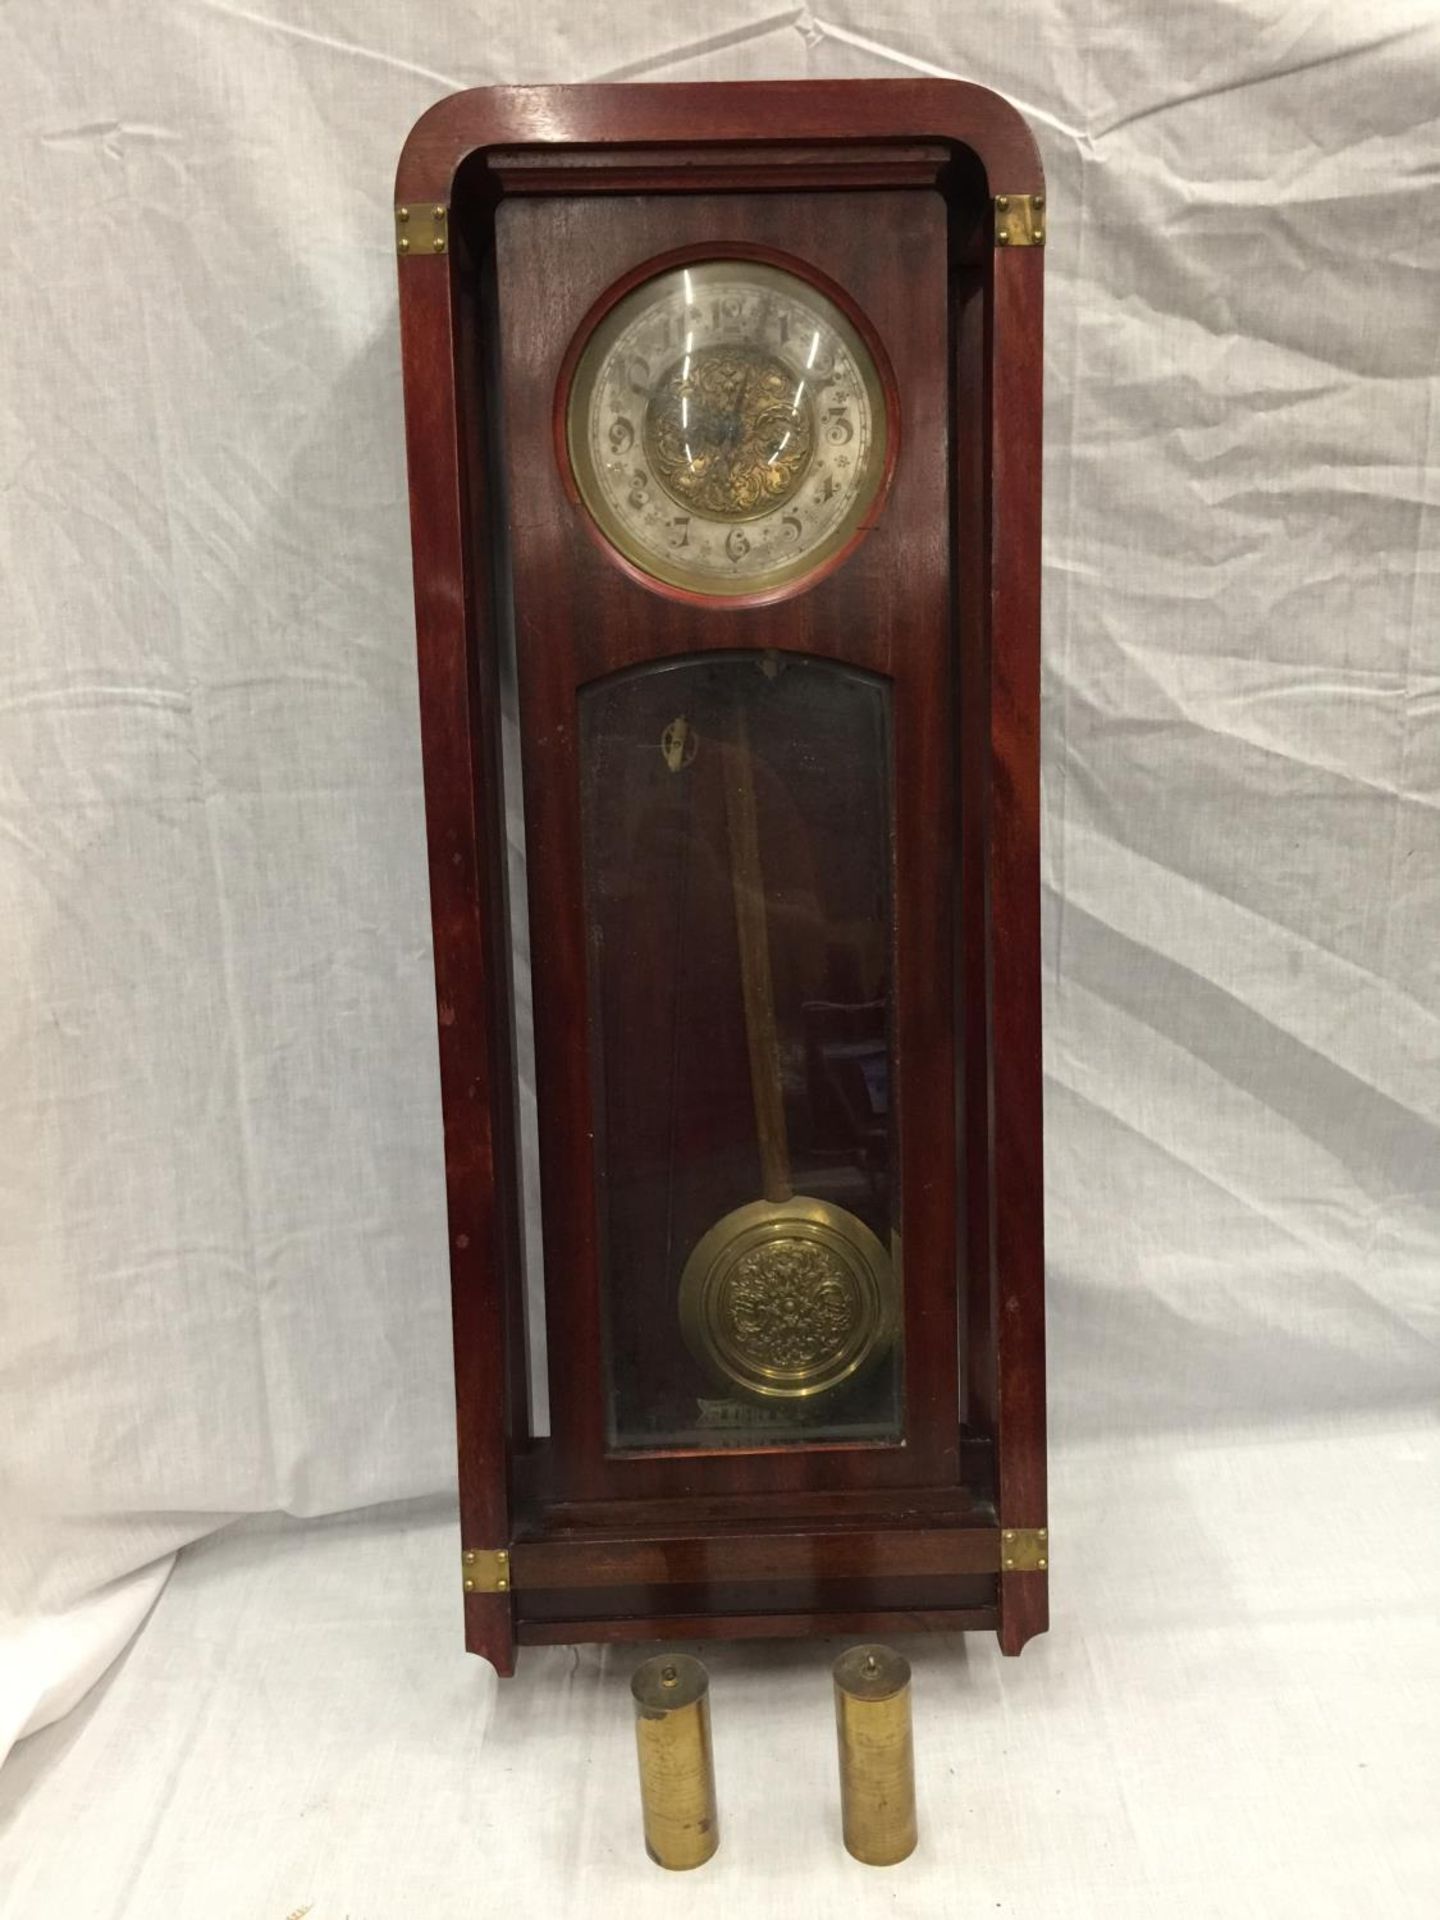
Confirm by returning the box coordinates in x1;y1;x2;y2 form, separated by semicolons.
581;653;900;1448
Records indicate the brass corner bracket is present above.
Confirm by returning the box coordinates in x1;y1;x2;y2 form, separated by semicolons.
396;202;448;258
1000;1526;1049;1572
461;1546;511;1594
994;194;1046;248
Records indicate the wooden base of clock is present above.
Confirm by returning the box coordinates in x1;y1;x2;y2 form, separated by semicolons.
397;81;1047;1676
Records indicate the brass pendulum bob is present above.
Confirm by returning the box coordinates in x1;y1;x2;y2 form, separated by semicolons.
677;697;897;1406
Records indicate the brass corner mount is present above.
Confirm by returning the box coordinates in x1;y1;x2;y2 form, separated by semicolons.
1001;1526;1049;1571
396;202;448;258
461;1546;510;1593
994;194;1046;248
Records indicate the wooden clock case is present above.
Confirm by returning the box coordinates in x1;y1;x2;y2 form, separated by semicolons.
395;80;1046;1676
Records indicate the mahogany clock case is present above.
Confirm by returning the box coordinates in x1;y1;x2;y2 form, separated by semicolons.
395;81;1046;1675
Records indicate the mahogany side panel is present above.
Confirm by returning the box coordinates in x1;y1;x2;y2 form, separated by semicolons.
397;250;521;1675
988;244;1048;1656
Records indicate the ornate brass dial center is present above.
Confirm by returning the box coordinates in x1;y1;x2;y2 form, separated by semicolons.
644;343;815;520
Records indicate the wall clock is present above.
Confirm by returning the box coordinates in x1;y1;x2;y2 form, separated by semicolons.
396;80;1047;1675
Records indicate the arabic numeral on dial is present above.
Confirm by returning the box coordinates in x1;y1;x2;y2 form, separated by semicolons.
814;472;839;506
608;417;634;455
668;515;691;549
628;470;650;509
725;526;751;564
806;339;836;382
825;407;854;445
626;355;651;395
780;512;803;544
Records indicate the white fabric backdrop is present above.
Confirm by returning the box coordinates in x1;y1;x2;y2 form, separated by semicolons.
1;2;1437;1905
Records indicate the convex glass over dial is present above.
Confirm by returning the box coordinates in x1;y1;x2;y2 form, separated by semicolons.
564;257;893;598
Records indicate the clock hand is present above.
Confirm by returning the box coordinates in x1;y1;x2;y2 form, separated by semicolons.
730;366;755;440
711;365;756;496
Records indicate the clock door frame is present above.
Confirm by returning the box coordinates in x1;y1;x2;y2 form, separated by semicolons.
396;81;1046;1676
498;185;954;1499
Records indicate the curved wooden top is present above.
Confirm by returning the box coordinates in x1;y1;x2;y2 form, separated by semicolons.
395;78;1044;203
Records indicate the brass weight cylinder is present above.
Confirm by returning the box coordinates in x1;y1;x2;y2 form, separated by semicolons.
631;1654;720;1870
833;1644;918;1865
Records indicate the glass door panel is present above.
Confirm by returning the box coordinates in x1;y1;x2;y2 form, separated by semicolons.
580;652;900;1450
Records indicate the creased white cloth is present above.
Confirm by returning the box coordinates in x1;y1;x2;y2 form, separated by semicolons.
2;1422;1436;1918
1;4;1437;1901
0;1558;173;1760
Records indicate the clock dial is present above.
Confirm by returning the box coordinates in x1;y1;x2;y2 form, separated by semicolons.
563;257;894;598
